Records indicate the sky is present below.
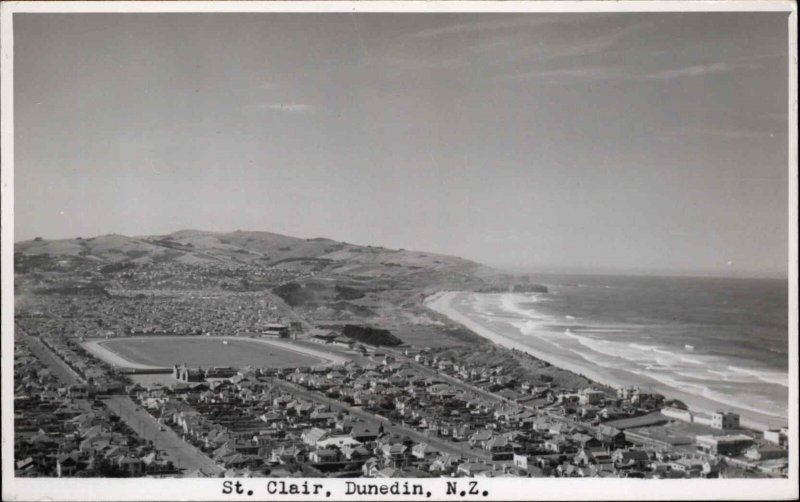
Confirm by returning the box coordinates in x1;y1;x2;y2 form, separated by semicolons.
13;12;790;277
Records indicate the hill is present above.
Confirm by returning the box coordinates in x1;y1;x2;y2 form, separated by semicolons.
15;230;484;282
14;229;540;347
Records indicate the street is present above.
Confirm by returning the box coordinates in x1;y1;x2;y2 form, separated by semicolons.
271;379;493;462
103;395;224;477
22;333;85;385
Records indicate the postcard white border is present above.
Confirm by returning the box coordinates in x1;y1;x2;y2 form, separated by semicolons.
1;2;797;501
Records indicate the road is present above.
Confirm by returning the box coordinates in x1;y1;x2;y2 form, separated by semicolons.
390;351;514;406
21;331;224;477
22;333;85;385
271;379;493;462
391;351;605;435
104;395;224;477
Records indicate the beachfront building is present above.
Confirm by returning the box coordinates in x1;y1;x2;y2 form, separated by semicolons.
710;411;740;430
744;444;788;461
661;407;740;430
763;428;789;447
695;434;754;456
579;389;605;406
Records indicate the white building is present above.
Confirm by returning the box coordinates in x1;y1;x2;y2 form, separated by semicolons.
662;406;693;423
696;434;753;456
763;428;788;446
711;411;740;430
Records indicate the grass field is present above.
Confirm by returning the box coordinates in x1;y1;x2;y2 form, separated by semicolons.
99;336;325;368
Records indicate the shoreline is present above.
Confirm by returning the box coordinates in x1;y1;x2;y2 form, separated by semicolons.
424;291;781;431
425;291;616;387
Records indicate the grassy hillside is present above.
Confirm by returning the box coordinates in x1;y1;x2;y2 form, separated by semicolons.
15;230;483;280
14;230;533;348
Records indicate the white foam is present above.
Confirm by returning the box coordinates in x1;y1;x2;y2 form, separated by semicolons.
425;291;789;428
727;365;789;387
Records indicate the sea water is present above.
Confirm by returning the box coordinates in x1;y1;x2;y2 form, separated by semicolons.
445;274;788;429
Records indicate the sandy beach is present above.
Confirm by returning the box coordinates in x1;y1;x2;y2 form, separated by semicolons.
425;291;781;431
425;291;618;386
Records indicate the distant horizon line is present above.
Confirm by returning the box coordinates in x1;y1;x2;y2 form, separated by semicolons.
489;263;789;282
13;227;790;281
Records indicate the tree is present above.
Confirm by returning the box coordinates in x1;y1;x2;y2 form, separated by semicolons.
664;399;688;410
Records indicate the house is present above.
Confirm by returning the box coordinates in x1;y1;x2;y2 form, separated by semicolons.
271;445;306;465
301;428;328;447
548;422;571;436
458;462;494;477
56;452;84;477
579;388;605;406
316;435;362;449
15;457;35;474
39;389;62;403
309;410;338;426
612;449;650;470
702;458;727;478
596;427;627;449
452;424;474;441
484;436;514;460
118;455;144;476
341;444;371;460
711;411;740;430
574;448;613;469
744;444;788;461
350;423;380;442
513;453;537;472
571;433;602;450
763;428;788;447
557;462;591;478
543;437;569;453
67;384;94;399
669;457;705;476
335;415;358;433
757;459;788;476
430;453;461;474
309;448;340;463
469;429;494;448
411;443;439;460
362;457;380;477
380;443;408;463
373;467;406;478
695;434;754;456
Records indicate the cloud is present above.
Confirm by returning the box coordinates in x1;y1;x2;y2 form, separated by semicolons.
669;126;779;140
383;19;643;74
405;16;585;41
500;60;760;84
640;62;758;81
260;103;314;113
501;65;624;82
515;23;646;64
375;55;467;71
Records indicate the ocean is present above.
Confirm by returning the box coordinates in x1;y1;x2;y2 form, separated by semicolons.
426;274;789;430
